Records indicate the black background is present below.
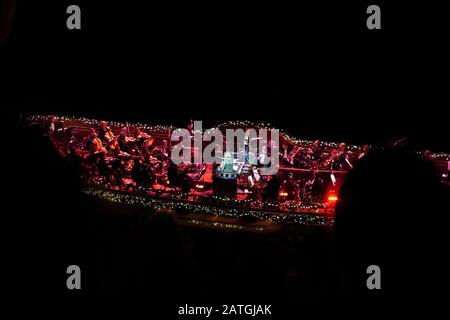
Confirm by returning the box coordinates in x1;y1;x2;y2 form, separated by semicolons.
3;1;449;150
3;0;449;313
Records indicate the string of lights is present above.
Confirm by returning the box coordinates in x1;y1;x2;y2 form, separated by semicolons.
87;176;331;214
25;114;176;134
25;114;450;158
83;187;335;226
189;219;266;232
211;121;363;151
23;114;363;152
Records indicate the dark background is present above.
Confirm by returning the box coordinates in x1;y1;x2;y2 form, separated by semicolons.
2;1;449;151
3;0;449;312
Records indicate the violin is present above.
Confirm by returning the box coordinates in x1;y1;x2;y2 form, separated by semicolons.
91;137;107;153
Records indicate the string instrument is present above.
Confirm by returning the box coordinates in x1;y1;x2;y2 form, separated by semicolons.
91;137;107;154
142;137;155;148
150;146;169;160
105;135;120;148
107;133;144;150
104;129;114;141
147;155;163;169
285;146;302;165
321;152;338;169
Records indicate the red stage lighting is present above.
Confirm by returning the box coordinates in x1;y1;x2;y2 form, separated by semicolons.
328;195;338;202
327;190;338;203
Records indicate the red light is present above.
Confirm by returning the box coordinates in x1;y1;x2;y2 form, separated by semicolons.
327;189;338;203
328;195;338;202
196;184;204;189
279;192;288;197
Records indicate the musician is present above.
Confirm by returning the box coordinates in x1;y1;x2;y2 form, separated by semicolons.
133;127;141;139
131;157;155;187
98;121;114;142
47;115;57;135
280;172;300;200
422;149;432;161
243;134;250;164
161;139;169;156
66;136;85;178
333;142;353;170
107;136;119;152
281;143;290;160
311;140;322;161
151;139;169;159
262;171;284;202
80;128;106;173
247;151;258;166
257;146;270;167
142;134;155;150
167;161;191;193
284;145;302;166
292;148;309;169
110;157;124;186
337;142;346;155
89;131;106;154
187;119;194;135
118;130;128;151
167;160;180;185
302;170;324;204
84;128;97;151
133;127;149;140
358;144;370;160
323;148;336;169
110;145;123;158
67;135;77;153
